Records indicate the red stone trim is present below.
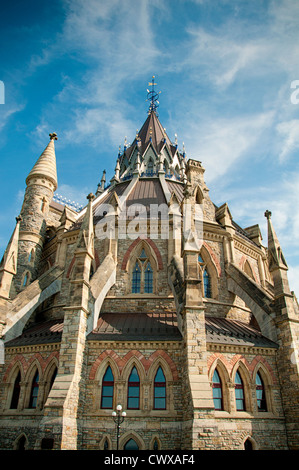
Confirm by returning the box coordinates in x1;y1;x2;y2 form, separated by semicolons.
208;352;277;384
3;351;59;382
121;237;163;271
89;349;178;380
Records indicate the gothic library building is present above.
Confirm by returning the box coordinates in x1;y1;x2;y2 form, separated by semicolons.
0;80;299;450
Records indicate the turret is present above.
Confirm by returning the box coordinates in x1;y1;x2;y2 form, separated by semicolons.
0;216;22;300
14;133;58;293
264;210;290;298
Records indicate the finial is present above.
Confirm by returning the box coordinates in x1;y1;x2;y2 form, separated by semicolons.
146;75;161;115
15;215;22;223
265;210;272;220
49;132;58;141
87;192;95;202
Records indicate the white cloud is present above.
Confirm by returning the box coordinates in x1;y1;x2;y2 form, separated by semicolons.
276;120;299;163
181;110;274;182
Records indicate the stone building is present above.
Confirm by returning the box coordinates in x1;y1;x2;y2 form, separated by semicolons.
0;80;299;450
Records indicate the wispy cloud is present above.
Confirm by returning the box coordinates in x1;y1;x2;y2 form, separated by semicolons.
276;120;299;163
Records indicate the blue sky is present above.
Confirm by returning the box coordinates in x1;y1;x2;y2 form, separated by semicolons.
1;0;299;293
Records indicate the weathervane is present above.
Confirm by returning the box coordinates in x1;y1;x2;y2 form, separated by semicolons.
146;75;161;115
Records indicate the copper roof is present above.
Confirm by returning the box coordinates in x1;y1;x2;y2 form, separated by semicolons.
88;311;182;341
126;179;167;218
205;317;278;348
4;315;278;349
5;320;63;347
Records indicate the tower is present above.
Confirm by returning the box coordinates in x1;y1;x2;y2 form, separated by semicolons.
13;133;58;294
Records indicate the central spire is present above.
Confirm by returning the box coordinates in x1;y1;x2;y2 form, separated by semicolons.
147;75;161;115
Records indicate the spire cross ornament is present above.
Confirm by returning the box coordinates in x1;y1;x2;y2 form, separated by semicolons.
264;210;272;219
49;132;58;141
147;75;161;115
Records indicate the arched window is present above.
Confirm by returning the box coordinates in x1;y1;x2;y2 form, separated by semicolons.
28;370;39;409
144;262;153;294
244;438;253;450
212;369;223;410
124;438;139;450
153;438;159;450
104;438;109;450
23;273;29;287
132;262;141;293
235;370;245;411
147;159;154;175
101;366;114;409
49;367;57;391
198;254;212;298
203;269;211;298
131;247;154;294
256;372;267;412
15;435;27;451
127;367;140;410
10;371;21;409
154;367;166;410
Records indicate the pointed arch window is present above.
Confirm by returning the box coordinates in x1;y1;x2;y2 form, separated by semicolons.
124;438;139;450
235;370;245;411
127;366;140;410
144;262;153;293
131;247;154;294
132;262;141;293
28;370;39;409
23;273;29;287
212;369;223;410
101;366;114;409
10;371;21;409
256;372;267;412
154;367;166;410
147;159;154;175
198;254;212;298
153;438;159;450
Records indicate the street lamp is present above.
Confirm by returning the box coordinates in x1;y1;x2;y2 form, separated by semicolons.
112;404;126;450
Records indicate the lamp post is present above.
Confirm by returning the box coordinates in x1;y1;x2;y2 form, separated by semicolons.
112;404;126;450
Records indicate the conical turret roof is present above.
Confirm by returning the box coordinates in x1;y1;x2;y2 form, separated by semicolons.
26;133;58;190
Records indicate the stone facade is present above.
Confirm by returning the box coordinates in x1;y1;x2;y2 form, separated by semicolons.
0;102;299;451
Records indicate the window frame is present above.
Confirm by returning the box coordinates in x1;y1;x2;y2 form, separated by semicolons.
101;366;114;410
235;370;246;411
212;368;223;411
153;366;166;410
256;371;267;412
28;369;39;409
127;366;140;410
